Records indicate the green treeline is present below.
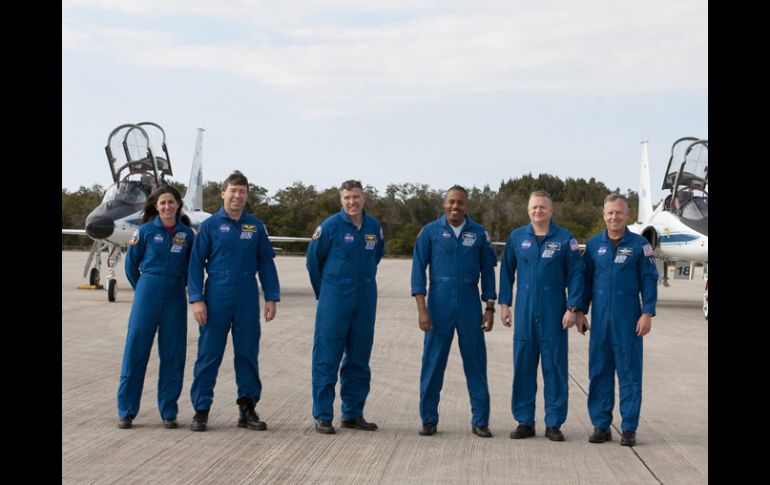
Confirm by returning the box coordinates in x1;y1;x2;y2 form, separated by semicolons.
62;174;638;256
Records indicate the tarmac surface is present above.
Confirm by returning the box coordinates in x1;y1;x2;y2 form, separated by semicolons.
62;251;708;484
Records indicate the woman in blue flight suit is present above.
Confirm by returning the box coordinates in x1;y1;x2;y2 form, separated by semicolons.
117;185;195;429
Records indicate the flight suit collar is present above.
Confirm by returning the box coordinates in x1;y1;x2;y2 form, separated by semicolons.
338;207;367;227
600;227;632;244
217;206;248;223
526;220;557;238
152;215;177;230
438;214;471;231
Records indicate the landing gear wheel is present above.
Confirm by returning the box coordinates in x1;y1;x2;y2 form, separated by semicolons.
89;268;100;286
108;279;117;302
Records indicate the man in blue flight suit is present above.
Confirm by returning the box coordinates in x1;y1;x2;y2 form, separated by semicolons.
499;190;585;442
187;170;281;432
411;185;497;438
577;193;657;447
307;179;384;434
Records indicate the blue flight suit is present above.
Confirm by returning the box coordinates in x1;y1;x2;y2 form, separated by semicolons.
583;229;657;432
411;215;497;428
118;216;195;421
499;221;584;428
307;208;384;421
188;207;280;412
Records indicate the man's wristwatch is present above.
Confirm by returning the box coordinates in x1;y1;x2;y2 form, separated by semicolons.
485;306;495;313
567;306;579;313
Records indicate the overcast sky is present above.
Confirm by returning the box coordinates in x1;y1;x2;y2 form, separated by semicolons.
62;0;707;204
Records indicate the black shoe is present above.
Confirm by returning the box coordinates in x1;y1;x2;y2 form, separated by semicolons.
237;397;267;430
472;425;492;438
315;419;335;434
620;430;636;446
588;427;612;443
340;416;378;431
191;410;209;432
510;424;535;439
118;416;133;429
163;418;178;429
545;426;565;441
419;423;437;436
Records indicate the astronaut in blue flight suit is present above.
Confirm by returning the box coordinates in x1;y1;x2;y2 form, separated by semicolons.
187;171;280;432
117;185;195;430
578;193;657;447
307;179;384;435
411;185;497;438
499;190;585;442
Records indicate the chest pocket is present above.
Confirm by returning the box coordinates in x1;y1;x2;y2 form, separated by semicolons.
613;246;635;269
518;239;538;264
337;232;358;259
593;246;614;271
238;225;259;250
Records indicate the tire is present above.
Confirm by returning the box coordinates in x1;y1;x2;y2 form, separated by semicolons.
108;279;117;302
89;268;100;286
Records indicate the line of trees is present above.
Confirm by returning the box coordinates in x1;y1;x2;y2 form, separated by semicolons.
62;173;638;256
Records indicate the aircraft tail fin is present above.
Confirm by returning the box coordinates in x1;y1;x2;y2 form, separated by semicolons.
183;128;205;212
638;140;654;223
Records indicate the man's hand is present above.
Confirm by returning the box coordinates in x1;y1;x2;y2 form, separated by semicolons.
264;300;277;322
636;313;652;336
500;304;512;327
193;301;208;326
577;314;590;335
562;309;577;329
418;309;432;331
481;308;494;332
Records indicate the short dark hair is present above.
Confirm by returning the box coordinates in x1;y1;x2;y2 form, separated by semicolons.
222;170;249;192
446;185;469;199
339;179;363;192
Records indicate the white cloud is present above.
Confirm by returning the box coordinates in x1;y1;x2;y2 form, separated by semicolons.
62;0;707;118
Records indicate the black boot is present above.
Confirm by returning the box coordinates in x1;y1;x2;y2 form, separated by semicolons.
118;416;133;429
191;410;208;432
237;397;267;430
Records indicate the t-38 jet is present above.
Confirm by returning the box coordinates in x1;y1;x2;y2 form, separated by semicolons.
63;123;311;302
628;137;708;318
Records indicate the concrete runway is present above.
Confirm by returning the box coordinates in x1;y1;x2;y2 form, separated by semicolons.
62;251;707;484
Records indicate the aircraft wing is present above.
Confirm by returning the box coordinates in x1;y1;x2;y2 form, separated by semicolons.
62;229;87;236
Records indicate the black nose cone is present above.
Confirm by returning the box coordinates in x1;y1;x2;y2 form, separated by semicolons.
85;215;114;240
